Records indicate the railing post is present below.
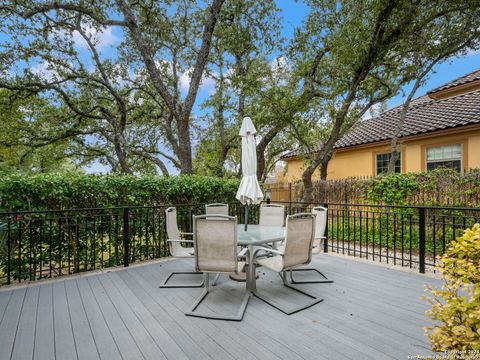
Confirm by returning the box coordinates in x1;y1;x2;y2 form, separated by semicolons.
7;218;11;285
324;203;329;253
123;207;130;267
418;207;426;274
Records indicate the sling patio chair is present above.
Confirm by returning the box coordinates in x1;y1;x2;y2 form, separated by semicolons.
185;214;249;321
259;203;285;250
259;203;285;227
205;203;229;219
288;206;333;284
159;207;205;288
253;213;323;315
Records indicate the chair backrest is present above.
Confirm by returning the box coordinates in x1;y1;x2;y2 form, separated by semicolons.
205;203;229;219
282;213;316;270
165;207;184;257
193;215;238;273
259;204;284;227
312;206;327;239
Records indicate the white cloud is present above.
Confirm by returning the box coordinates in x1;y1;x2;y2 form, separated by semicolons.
72;24;118;50
179;68;216;95
30;61;58;81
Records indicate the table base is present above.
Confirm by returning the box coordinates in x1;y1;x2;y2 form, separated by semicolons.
229;272;259;282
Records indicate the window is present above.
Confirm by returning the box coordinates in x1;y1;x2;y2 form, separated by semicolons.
426;144;462;171
376;152;401;175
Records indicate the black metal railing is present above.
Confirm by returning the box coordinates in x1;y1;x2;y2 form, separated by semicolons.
0;201;479;286
271;201;480;273
0;203;253;286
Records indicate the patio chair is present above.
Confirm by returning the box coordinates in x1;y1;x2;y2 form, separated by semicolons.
159;207;204;288
185;215;250;321
253;213;323;315
259;204;285;250
288;206;333;284
259;204;285;227
205;203;229;219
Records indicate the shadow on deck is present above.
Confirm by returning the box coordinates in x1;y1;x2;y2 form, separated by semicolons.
0;254;441;360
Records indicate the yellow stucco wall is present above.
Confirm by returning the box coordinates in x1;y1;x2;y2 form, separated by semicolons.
284;127;480;182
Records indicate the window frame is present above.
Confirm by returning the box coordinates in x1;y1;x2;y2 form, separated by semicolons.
424;143;463;172
375;151;402;176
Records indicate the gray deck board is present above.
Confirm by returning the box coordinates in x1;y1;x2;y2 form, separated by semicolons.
96;273;167;360
64;279;100;360
87;275;145;360
125;267;236;360
52;281;77;360
75;278;122;360
0;254;441;359
34;284;55;360
11;285;39;360
0;288;26;360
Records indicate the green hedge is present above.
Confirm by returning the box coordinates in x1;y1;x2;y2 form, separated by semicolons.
0;174;240;211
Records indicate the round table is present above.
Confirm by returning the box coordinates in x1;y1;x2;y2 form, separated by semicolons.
236;224;285;292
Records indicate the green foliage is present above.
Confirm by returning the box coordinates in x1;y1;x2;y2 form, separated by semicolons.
365;172;419;205
362;169;480;206
0;174;240;211
424;223;480;352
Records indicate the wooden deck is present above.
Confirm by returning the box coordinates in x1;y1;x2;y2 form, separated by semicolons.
0;254;441;360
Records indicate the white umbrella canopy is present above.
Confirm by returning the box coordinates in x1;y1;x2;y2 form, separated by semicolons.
236;117;264;206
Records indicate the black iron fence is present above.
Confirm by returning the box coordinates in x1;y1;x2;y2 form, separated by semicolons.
0;201;479;286
273;201;480;273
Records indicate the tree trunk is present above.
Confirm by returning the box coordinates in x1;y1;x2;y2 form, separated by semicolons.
319;158;329;180
113;137;133;174
177;118;193;174
256;127;280;180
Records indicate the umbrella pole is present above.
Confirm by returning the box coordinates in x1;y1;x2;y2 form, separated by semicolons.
244;205;248;231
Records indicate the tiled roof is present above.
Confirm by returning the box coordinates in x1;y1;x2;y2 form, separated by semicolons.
281;142;323;159
282;89;480;159
335;90;480;149
428;69;480;94
281;70;480;159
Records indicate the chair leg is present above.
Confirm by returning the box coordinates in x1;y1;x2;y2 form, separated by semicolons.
185;273;251;321
289;268;334;284
254;271;323;315
211;273;221;286
159;271;204;288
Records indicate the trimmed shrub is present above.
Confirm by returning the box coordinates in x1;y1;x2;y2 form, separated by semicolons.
424;223;480;352
0;174;240;211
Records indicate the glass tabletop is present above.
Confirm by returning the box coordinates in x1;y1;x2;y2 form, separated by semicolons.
236;224;285;246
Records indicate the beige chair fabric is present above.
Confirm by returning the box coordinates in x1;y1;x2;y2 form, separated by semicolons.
205;203;229;220
256;213;315;272
194;215;239;273
166;207;194;258
259;204;284;227
312;206;327;255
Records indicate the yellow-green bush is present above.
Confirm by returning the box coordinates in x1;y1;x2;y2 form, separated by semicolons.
424;223;480;352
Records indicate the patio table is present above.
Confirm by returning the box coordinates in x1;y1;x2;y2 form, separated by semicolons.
237;224;285;292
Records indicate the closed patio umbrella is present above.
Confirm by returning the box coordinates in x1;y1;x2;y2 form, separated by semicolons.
236;116;263;230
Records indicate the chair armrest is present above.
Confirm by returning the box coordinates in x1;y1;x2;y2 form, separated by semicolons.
238;247;248;257
253;247;283;258
167;239;194;243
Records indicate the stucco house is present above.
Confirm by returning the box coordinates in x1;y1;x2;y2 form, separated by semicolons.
281;69;480;181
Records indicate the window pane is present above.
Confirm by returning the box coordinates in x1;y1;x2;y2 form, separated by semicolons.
427;144;462;162
426;160;462;172
376;152;401;175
